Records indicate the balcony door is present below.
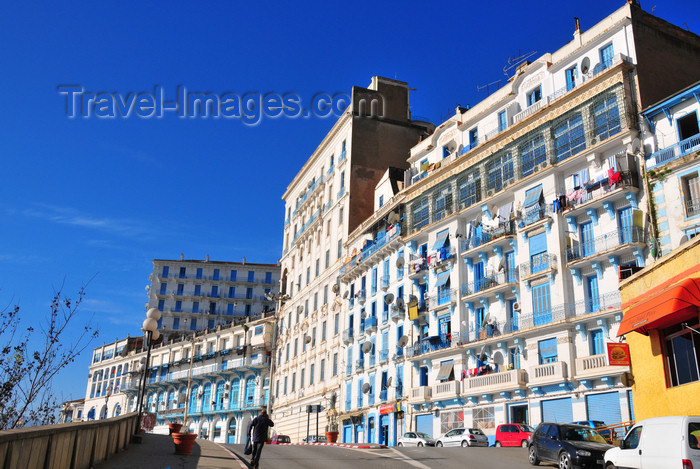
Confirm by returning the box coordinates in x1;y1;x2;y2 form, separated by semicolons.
473;261;484;292
618;207;633;244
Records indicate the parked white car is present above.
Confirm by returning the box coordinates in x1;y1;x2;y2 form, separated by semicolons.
604;416;700;469
436;428;489;447
397;432;436;447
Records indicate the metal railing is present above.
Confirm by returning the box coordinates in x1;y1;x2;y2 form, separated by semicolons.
647;133;700;169
519;253;557;277
461;270;518;297
339;226;403;277
566;227;645;262
566;171;638;211
522;204;548;226
405;336;451;357
460;221;516;253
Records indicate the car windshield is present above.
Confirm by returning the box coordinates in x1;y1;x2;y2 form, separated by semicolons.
416;432;432;439
561;426;607;443
279;436;290;442
518;425;535;433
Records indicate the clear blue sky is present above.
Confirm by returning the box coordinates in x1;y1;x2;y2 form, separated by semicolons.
1;1;698;404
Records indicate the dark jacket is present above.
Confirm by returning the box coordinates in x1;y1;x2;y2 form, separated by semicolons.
247;413;274;443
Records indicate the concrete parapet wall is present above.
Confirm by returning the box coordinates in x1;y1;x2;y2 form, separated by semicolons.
0;413;138;469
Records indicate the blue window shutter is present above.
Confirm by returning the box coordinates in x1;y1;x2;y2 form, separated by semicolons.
528;232;548;256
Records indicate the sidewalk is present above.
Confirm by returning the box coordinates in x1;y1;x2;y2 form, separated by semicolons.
93;434;386;469
94;433;243;469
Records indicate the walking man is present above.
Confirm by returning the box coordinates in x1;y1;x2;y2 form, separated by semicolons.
247;407;274;468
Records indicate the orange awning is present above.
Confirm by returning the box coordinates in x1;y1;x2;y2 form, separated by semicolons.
617;276;700;336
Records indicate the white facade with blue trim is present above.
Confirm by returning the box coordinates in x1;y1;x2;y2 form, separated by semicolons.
641;80;700;257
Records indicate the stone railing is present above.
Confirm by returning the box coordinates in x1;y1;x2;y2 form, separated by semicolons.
0;412;138;469
529;361;568;386
463;369;527;394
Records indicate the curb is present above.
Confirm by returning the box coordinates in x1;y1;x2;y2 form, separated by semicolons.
217;443;248;468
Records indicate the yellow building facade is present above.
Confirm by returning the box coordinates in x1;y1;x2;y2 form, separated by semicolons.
618;236;700;420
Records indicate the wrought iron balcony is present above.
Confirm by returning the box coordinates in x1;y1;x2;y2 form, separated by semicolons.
461;270;519;298
519;253;557;278
460;221;516;253
364;317;378;333
342;329;354;344
405;336;451;358
566;227;645;263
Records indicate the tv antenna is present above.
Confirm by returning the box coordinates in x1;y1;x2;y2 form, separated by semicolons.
477;80;502;96
503;50;537;76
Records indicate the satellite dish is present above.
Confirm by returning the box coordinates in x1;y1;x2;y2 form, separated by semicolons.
385;377;393;389
362;383;371;394
478;345;488;362
361;341;373;353
332;284;340;294
581;57;590;74
297;305;304;314
384;293;395;305
388;211;400;225
491;205;499;217
396;257;405;269
391;304;399;312
343;291;349;299
497;257;506;272
307;180;313;189
679;234;689;246
513;302;521;311
483;313;494;325
398;335;409;347
408;295;418;304
361;310;368;319
358;296;366;306
396;298;405;310
304;335;312;344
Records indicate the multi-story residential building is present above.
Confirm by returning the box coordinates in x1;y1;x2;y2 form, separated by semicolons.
337;168;409;446
273;76;434;441
147;256;280;341
641;80;700;256
83;317;274;444
58;399;84;423
335;1;700;445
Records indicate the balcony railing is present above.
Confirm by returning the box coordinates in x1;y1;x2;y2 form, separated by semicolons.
575;353;629;379
686;199;700;218
342;329;354;344
356;359;365;372
647;133;700;169
519;253;557;277
337;186;346;199
461;270;519;297
513;99;546;124
463;369;527;394
566;171;639;212
380;275;390;290
460;221;516;253
567;227;645;262
522;204;548;227
339;225;403;278
365;317;378;333
433;380;460;400
405;336;451;358
408;386;432;403
529;361;568;386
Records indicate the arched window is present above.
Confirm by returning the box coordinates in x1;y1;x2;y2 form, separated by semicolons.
202;383;212;412
229;379;240;409
215;380;226;411
114;404;122;417
87;407;96;420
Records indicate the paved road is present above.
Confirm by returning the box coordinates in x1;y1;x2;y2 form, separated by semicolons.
224;444;541;469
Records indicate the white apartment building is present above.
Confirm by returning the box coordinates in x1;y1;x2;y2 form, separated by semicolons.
273;76;434;441
84;317;274;444
334;1;700;445
337;168;409;446
641;80;700;255
147;257;279;341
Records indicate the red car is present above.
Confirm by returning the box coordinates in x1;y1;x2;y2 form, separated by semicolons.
269;435;291;444
495;423;534;447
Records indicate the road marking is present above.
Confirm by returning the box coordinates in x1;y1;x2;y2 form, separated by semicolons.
382;447;433;469
217;443;248;469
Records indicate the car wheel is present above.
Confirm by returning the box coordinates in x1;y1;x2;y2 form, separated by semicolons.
528;445;540;466
397;443;403;447
606;464;617;469
559;451;572;469
435;441;442;447
461;440;469;447
495;441;502;447
418;442;424;447
521;439;529;448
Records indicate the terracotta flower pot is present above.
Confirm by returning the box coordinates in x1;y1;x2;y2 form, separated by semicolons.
168;423;183;435
325;431;339;443
172;432;197;455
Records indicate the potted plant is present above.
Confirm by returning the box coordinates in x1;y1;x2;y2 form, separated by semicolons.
168;422;183;434
172;428;197;455
325;409;339;443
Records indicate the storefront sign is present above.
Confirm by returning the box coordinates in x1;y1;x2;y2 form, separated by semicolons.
379;404;395;415
607;342;631;366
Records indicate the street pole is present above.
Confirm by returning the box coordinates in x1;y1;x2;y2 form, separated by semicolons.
265;292;288;414
182;335;197;431
136;330;153;431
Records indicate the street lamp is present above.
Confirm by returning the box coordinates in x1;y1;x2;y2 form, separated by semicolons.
264;292;289;414
135;307;161;437
103;386;113;419
181;334;201;432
